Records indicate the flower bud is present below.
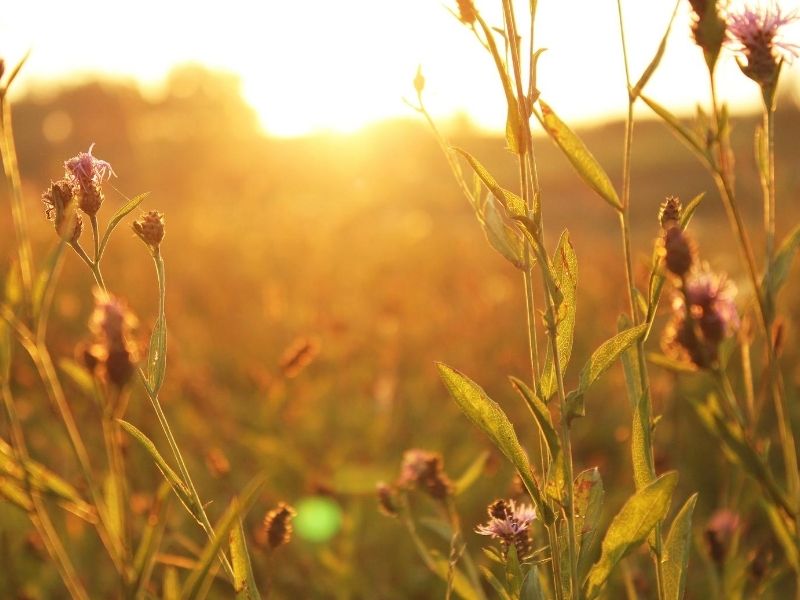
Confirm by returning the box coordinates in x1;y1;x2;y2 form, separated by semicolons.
42;179;83;243
456;0;476;25
257;502;296;549
658;196;682;228
662;226;694;278
132;210;166;251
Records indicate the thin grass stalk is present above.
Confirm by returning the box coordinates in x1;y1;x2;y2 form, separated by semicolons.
1;381;89;599
1;293;124;573
615;4;666;598
708;72;800;519
0;99;34;305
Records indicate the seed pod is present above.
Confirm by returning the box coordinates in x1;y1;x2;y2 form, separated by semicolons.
132;210;166;251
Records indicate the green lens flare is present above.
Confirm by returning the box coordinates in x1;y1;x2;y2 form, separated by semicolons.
294;496;342;543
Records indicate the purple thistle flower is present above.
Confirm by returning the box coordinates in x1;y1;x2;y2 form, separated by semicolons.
476;499;536;559
726;3;799;93
64;143;116;192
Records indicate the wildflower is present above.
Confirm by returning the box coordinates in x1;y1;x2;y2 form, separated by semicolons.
688;0;727;69
87;290;139;388
663;266;739;369
376;482;398;517
727;3;798;99
42;179;82;243
456;0;477;25
132;210;166;251
64;144;115;216
398;449;453;501
704;508;741;566
476;499;536;559
258;502;296;549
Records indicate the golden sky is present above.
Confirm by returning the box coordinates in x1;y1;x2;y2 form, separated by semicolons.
3;0;799;136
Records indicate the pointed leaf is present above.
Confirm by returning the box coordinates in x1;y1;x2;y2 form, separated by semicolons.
454;451;491;496
481;195;526;269
536;100;621;211
630;0;680;99
584;471;678;599
148;314;167;394
763;223;800;322
454;148;526;217
663;493;698;600
539;230;578;399
133;482;172;597
640;95;707;160
575;467;605;582
117;419;194;515
437;363;553;524
183;475;266;599
231;515;260;599
521;565;546;600
98;192;150;258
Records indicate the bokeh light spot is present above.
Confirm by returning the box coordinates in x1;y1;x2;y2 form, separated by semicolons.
293;496;342;543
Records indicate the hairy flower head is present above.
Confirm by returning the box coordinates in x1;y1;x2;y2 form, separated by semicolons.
476;499;536;559
64;144;115;216
398;449;453;501
727;3;799;97
132;210;165;251
42;179;82;243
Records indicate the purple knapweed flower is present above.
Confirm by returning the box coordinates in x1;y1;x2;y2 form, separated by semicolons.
476;499;536;559
727;3;799;92
64;143;116;191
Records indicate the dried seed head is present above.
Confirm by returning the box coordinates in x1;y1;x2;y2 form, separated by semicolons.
456;0;477;25
662;226;695;278
704;509;741;566
658;196;682;228
476;499;537;560
260;502;297;549
132;211;166;251
727;5;798;99
42;179;83;243
688;0;727;68
376;482;398;517
398;449;453;501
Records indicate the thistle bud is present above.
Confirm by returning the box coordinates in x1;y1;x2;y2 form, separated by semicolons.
662;226;694;278
688;0;726;70
87;290;140;389
132;210;166;251
42;179;83;243
658;196;682;228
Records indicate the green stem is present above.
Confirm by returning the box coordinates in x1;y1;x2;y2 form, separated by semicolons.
615;4;666;597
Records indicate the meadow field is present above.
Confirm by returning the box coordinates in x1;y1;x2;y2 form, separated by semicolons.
2;2;800;597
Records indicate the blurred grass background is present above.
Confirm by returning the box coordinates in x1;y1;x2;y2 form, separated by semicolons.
1;66;800;597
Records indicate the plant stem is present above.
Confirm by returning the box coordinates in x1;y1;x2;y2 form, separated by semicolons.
615;4;667;597
0;97;34;306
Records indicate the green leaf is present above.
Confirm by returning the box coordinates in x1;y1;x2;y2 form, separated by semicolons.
763;223;800;322
640;95;708;161
454;451;491;496
693;394;794;515
575;467;605;582
567;324;648;419
58;358;96;397
117;420;195;517
453;148;526;217
520;565;546;600
630;0;680;99
663;493;698;600
436;363;553;524
481;195;526;269
148;314;167;394
511;216;564;308
584;471;678;600
536;100;621;211
509;377;565;502
163;567;180;600
480;566;515;600
183;475;266;600
98;192;150;258
646;353;698;374
231;515;260;599
539;230;578;400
